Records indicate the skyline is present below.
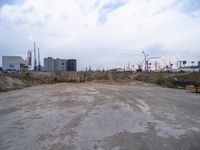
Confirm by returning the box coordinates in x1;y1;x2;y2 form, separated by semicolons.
0;0;200;70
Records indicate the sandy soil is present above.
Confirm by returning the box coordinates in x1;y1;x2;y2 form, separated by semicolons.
0;82;200;150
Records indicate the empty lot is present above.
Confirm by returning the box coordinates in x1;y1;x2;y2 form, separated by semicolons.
0;82;200;150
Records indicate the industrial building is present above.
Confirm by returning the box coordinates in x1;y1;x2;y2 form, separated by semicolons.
178;61;200;72
161;61;200;72
44;57;77;72
2;56;26;72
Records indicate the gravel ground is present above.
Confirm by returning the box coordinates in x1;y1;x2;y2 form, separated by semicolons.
0;82;200;150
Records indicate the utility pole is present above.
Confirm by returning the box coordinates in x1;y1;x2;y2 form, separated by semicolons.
154;61;158;71
34;42;37;70
178;61;182;68
191;61;195;72
142;51;148;71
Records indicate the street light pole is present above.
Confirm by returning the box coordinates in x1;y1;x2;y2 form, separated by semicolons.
142;51;148;71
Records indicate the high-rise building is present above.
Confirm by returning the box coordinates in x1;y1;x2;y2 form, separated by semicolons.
44;57;77;72
54;58;67;71
67;59;77;71
44;57;54;72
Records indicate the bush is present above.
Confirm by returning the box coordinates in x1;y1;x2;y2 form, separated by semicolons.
156;74;165;85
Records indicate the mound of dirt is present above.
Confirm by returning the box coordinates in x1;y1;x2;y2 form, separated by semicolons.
0;77;30;92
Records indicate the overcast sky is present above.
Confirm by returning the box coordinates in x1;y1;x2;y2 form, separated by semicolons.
0;0;200;70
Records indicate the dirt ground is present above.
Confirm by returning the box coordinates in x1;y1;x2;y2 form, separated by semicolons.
0;82;200;150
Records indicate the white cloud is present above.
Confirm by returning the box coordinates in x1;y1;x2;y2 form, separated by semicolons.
0;0;200;70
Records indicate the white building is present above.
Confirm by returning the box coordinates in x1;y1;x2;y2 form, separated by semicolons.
2;56;25;71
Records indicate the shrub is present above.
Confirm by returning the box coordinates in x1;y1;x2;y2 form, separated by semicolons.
156;74;165;85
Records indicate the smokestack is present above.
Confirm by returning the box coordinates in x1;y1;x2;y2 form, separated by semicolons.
34;42;37;70
38;48;41;71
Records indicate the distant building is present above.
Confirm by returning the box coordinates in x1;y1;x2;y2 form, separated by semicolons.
54;58;67;71
179;61;200;71
109;68;123;72
2;56;25;72
44;57;77;72
67;59;77;71
161;61;200;72
44;57;54;72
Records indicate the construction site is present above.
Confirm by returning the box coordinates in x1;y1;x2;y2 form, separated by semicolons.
1;42;200;94
1;0;200;149
0;76;200;150
0;64;200;150
1;41;200;150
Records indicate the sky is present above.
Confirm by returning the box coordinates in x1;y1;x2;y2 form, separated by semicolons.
0;0;200;70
